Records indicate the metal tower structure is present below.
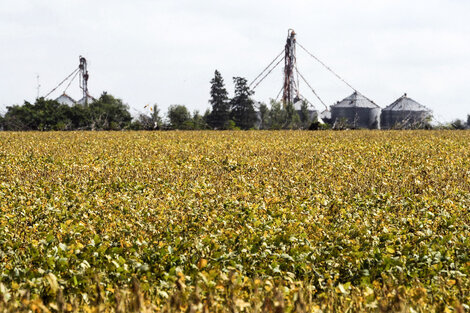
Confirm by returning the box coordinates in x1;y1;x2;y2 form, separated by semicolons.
79;56;89;104
248;29;360;112
44;55;95;104
282;29;299;106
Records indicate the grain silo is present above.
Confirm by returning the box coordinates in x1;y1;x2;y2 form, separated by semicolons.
331;91;381;129
55;93;76;106
320;109;332;125
77;95;96;105
381;94;432;129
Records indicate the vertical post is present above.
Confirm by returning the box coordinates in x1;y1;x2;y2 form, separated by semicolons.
79;56;89;105
282;29;297;107
36;74;41;100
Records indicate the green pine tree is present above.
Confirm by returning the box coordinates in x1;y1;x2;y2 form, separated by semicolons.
207;70;230;129
230;77;257;130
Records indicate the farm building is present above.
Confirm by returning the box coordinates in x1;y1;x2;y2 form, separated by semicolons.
330;91;381;129
55;93;76;106
381;94;432;129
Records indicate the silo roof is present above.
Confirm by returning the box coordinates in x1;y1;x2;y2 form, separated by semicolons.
384;94;431;112
77;95;96;105
332;91;380;109
55;93;76;105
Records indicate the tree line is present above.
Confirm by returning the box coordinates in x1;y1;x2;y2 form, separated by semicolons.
0;93;132;131
0;71;319;131
0;70;468;131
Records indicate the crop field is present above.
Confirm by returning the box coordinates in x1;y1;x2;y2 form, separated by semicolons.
0;131;469;312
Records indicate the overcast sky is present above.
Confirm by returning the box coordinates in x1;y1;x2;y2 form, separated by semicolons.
1;0;469;122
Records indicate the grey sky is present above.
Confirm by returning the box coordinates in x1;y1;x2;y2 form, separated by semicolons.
1;0;469;122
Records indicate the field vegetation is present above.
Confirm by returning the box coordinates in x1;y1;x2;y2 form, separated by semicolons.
0;131;469;312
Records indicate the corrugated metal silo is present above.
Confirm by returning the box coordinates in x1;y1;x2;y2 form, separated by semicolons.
320;109;332;124
77;95;96;105
55;93;76;106
381;94;432;129
331;91;381;129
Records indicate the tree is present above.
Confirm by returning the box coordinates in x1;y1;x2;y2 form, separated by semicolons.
66;103;89;130
135;104;163;130
284;101;301;129
3;102;35;130
291;111;302;129
33;98;64;130
268;100;286;130
450;119;466;130
134;114;153;130
2;92;132;131
258;102;269;130
192;111;207;130
207;70;230;129
230;77;257;130
467;115;470;128
333;117;349;130
225;120;239;130
88;92;132;130
299;101;313;129
3;98;76;131
167;105;191;129
150;104;163;129
203;109;211;128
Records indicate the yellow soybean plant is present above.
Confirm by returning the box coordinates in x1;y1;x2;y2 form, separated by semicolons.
0;130;469;312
